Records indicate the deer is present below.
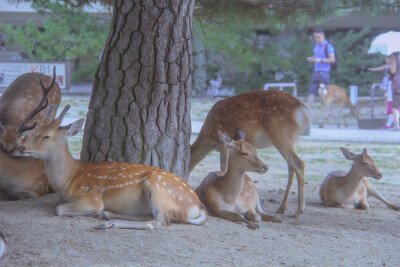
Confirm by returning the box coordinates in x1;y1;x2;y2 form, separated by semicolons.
17;104;206;230
0;231;5;260
196;129;281;230
0;68;61;153
190;90;310;218
319;147;400;210
0;70;59;200
318;84;359;128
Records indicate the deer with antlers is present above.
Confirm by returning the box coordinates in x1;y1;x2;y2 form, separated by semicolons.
320;147;400;210
17;105;206;230
190;90;310;218
0;69;59;200
318;84;359;128
196;129;281;230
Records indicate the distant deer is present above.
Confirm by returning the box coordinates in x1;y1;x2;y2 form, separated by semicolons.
0;70;59;200
196;129;281;230
0;231;5;260
17;105;206;230
318;84;359;128
319;147;400;210
190;90;310;218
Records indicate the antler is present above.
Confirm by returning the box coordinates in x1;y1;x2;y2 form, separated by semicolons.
17;67;57;133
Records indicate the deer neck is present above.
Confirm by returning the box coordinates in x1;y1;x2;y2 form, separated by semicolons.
219;158;246;204
43;141;81;200
341;164;365;197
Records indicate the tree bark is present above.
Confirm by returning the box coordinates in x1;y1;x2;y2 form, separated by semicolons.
81;0;194;180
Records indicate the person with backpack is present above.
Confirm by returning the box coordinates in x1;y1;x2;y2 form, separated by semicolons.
306;29;336;115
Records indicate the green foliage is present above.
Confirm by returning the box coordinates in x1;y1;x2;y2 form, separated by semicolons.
199;19;385;95
0;1;109;82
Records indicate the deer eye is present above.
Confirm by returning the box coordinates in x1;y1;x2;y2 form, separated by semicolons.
42;135;51;140
241;152;248;156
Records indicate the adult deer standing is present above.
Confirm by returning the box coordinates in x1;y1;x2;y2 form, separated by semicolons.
17;105;206;230
318;84;359;128
320;147;400;210
0;69;60;199
190;90;310;218
196;129;281;229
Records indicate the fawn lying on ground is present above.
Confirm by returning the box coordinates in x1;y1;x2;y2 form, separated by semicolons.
196;129;281;230
17;105;206;230
319;147;400;210
190;90;309;218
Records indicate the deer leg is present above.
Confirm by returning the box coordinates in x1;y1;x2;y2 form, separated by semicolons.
278;148;305;218
276;164;294;214
215;209;259;230
95;211;153;221
189;136;214;173
365;180;400;211
56;199;103;217
95;220;158;230
255;199;281;223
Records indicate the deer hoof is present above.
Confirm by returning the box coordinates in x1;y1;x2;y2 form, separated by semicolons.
247;222;260;230
275;207;285;214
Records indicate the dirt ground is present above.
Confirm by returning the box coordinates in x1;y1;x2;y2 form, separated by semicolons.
1;139;400;267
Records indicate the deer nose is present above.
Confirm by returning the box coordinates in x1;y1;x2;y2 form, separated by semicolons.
376;173;383;180
263;165;269;172
18;146;25;153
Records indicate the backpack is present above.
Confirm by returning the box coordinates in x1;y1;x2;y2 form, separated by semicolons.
324;42;337;70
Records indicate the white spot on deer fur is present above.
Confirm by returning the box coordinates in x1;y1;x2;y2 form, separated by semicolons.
135;180;141;183
118;173;123;176
182;183;187;187
128;175;133;178
158;176;162;181
144;180;150;186
178;196;183;201
162;182;166;186
122;168;126;170
179;186;183;191
174;177;180;181
156;183;160;189
168;189;172;195
113;177;117;180
190;189;194;194
162;172;167;175
87;173;92;176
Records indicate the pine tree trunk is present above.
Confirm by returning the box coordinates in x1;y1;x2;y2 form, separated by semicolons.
81;0;194;180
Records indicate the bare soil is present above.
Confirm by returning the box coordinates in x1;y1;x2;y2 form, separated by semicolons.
1;140;400;266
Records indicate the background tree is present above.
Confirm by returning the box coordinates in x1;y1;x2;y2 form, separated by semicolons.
0;2;109;82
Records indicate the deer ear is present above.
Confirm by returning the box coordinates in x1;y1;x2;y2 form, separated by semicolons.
60;119;85;136
340;147;356;160
46;105;57;119
217;130;232;146
362;148;367;155
234;128;245;141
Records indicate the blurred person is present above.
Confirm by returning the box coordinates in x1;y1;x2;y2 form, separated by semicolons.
368;56;396;129
306;29;336;115
389;52;400;130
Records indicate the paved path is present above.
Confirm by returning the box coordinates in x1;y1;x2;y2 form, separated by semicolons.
192;121;400;143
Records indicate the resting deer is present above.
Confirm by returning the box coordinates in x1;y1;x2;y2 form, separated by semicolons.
0;71;59;200
319;147;400;210
17;105;206;230
318;84;359;128
0;231;5;260
0;68;61;153
196;129;281;230
190;90;309;218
